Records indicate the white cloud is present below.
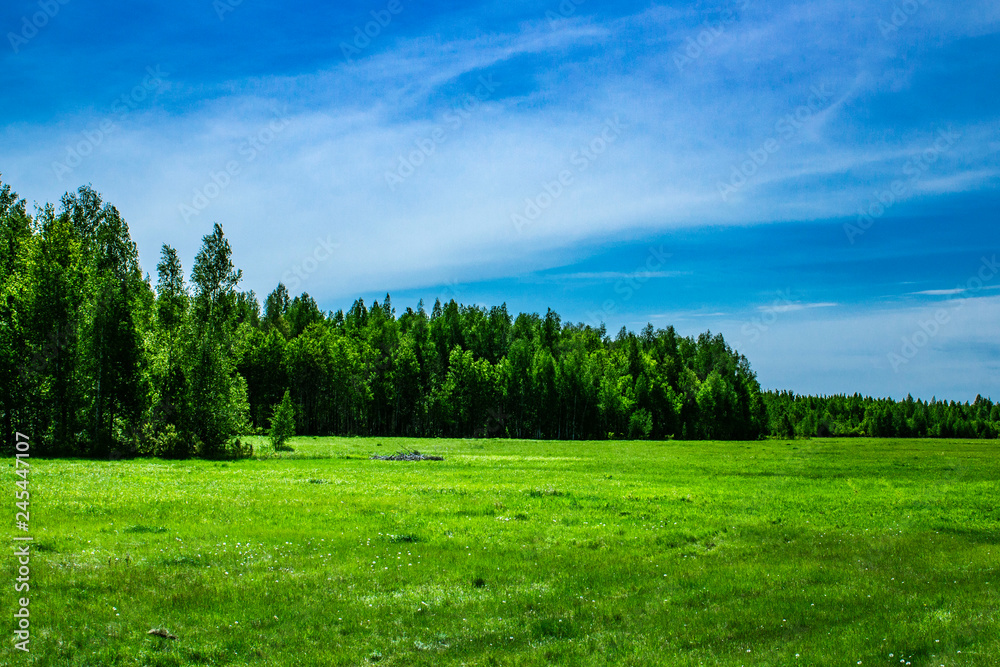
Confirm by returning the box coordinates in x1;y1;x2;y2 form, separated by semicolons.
910;288;967;296
546;271;684;281
760;302;839;313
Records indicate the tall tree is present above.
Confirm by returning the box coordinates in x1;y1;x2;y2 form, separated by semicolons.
148;245;190;455
263;283;291;337
186;223;246;456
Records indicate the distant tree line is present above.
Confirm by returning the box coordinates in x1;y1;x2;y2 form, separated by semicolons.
1;181;995;457
764;391;1000;440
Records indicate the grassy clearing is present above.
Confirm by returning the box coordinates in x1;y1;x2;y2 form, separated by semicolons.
4;437;999;666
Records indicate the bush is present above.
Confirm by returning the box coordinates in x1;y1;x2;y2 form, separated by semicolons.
151;424;189;458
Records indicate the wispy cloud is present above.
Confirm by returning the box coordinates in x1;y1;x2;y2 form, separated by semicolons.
759;302;839;313
910;288;967;296
545;270;685;281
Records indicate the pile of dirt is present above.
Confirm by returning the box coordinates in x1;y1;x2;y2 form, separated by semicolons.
370;450;444;461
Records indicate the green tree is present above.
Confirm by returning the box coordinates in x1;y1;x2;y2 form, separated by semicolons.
147;245;191;456
263;283;291;338
186;223;246;457
269;389;296;450
287;293;324;338
80;202;147;455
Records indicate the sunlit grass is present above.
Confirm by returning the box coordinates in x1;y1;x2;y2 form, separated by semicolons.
5;437;999;665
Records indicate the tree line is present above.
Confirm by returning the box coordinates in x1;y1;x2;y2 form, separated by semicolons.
1;181;995;457
764;391;1000;440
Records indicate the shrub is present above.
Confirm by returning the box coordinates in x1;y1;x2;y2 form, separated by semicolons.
152;424;189;458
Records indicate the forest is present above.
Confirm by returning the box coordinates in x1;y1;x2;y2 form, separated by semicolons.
1;181;997;458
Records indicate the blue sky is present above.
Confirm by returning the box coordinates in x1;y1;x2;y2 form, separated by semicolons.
2;0;999;400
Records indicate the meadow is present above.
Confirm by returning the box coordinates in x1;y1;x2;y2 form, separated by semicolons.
4;437;998;666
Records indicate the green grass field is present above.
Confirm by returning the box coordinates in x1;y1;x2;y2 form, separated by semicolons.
4;437;999;666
